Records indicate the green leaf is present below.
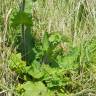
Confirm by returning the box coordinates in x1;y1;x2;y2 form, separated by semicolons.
43;65;70;88
11;12;32;28
57;47;79;69
18;81;48;96
27;60;44;79
49;32;62;44
42;32;49;51
8;53;26;74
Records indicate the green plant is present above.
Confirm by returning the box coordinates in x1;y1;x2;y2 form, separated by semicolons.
1;0;96;96
17;81;48;96
11;11;32;28
8;53;26;74
8;32;81;96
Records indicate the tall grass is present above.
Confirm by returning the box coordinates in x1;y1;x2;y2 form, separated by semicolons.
0;0;21;95
32;0;96;45
0;0;96;95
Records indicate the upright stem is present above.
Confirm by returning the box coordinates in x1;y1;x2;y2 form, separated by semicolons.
20;0;26;60
20;0;25;12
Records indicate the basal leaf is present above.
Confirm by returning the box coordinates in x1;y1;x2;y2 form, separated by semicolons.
57;47;79;69
27;60;44;79
18;81;48;96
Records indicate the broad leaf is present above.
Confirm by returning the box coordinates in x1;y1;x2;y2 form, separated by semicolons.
8;53;26;74
18;81;48;96
49;32;62;44
27;60;44;79
57;47;79;69
11;12;32;28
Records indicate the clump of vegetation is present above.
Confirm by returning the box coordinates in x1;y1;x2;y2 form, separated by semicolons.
0;0;96;96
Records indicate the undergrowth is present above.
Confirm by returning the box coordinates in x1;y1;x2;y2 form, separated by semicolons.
0;0;96;96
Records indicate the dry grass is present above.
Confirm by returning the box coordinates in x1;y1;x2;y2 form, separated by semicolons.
0;0;96;96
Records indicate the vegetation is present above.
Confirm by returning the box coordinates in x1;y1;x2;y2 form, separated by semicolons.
0;0;96;96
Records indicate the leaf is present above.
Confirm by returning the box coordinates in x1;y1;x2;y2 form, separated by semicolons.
42;32;49;51
42;65;70;88
18;81;48;96
11;12;32;28
57;47;79;69
27;60;44;79
8;53;26;74
49;32;62;44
